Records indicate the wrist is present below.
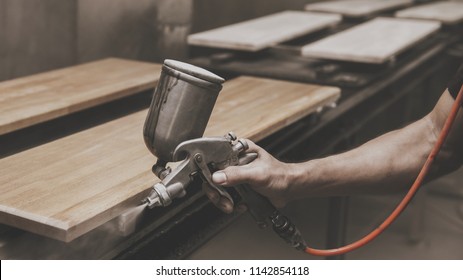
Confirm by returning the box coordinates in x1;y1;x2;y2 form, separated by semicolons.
284;160;320;201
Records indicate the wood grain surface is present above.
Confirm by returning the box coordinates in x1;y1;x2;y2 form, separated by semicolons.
395;1;463;25
0;76;340;242
0;58;162;135
301;17;441;64
305;0;413;18
187;11;341;51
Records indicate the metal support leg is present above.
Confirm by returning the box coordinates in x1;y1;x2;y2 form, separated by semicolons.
325;196;349;260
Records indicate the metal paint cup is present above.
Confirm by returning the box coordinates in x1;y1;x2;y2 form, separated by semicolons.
143;59;225;162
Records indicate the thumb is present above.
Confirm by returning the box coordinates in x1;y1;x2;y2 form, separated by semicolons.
212;165;252;186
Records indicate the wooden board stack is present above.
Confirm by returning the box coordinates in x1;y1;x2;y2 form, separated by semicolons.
301;17;441;64
0;58;162;135
395;1;463;25
187;11;341;51
305;0;413;18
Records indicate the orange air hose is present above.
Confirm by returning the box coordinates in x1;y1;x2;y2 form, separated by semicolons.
304;84;463;257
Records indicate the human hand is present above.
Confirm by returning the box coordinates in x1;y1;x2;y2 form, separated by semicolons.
203;140;294;213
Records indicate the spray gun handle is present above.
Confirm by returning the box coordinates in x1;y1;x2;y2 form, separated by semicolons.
234;184;277;228
230;150;277;228
233;149;306;247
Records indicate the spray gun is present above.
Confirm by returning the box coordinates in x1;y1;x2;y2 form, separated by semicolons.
141;60;307;251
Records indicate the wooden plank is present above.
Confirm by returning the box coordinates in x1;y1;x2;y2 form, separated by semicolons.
395;1;463;25
0;58;162;135
301;17;441;64
187;11;341;51
0;76;340;242
305;0;413;18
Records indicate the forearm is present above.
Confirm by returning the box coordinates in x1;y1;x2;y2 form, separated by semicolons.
287;91;462;199
288;116;434;198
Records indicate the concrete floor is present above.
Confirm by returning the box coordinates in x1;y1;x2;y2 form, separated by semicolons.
189;167;463;260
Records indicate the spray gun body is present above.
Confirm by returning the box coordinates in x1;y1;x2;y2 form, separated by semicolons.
142;60;306;249
143;133;250;207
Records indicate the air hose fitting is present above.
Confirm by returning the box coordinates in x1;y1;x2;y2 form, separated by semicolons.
270;211;307;251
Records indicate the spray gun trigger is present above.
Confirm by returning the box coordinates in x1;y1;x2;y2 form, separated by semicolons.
193;152;234;207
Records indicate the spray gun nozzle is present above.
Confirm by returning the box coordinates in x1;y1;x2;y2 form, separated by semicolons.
142;191;162;209
143;183;168;208
144;182;184;208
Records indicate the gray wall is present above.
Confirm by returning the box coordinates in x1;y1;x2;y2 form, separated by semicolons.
151;0;194;62
0;0;77;81
0;0;312;82
77;0;161;63
192;0;308;32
